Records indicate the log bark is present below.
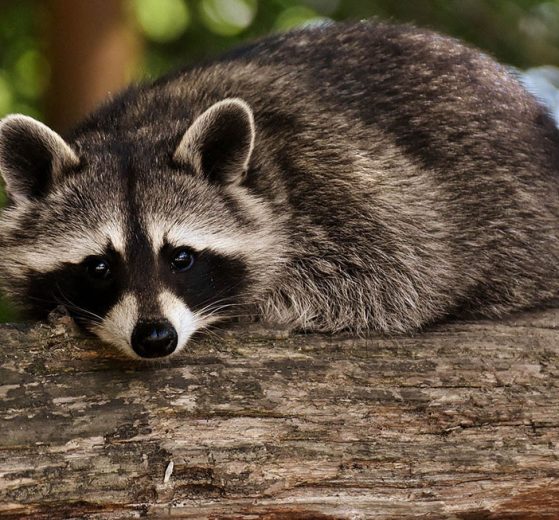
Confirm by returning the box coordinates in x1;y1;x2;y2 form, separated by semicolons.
1;308;558;519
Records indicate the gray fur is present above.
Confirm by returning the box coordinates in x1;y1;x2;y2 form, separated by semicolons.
0;21;558;356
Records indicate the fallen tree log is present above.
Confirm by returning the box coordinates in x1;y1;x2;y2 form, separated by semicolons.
1;308;558;519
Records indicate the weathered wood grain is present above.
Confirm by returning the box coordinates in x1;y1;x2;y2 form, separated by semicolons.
1;308;558;519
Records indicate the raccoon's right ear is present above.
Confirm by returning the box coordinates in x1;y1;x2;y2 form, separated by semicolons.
173;98;255;185
0;114;79;204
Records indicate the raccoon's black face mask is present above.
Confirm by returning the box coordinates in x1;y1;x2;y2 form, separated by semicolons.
0;99;286;359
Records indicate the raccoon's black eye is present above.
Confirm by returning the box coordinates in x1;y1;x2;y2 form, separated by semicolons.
84;256;112;280
171;248;195;272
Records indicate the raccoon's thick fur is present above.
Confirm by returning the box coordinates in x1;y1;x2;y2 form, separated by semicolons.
0;21;558;359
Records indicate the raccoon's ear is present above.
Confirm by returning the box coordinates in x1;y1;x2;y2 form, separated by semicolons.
0;114;79;204
173;98;255;185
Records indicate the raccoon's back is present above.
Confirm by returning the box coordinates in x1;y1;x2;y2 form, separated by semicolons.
80;21;559;182
216;21;559;176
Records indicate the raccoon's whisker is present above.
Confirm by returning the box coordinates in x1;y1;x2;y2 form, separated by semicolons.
194;298;250;318
194;299;234;317
53;286;104;323
199;303;255;318
195;326;222;342
196;299;257;328
25;293;103;324
193;318;232;342
193;279;249;313
26;294;59;306
198;302;249;316
55;301;104;324
197;305;254;322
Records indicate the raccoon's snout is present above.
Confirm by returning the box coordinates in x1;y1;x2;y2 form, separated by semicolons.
131;320;178;358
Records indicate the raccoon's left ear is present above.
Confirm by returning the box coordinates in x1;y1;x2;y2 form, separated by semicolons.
0;115;79;204
173;98;255;185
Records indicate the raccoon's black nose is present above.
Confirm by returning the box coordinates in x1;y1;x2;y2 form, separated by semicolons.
131;320;178;358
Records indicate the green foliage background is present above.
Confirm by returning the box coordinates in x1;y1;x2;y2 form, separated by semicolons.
136;0;559;75
0;0;558;321
1;0;559;122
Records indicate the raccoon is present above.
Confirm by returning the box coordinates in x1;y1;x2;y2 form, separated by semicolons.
0;21;558;359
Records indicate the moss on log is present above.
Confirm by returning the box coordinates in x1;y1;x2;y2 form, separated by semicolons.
1;308;558;519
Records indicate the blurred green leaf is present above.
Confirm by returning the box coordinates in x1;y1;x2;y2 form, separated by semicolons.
134;0;191;42
274;5;325;30
14;49;50;99
199;0;257;36
0;73;14;117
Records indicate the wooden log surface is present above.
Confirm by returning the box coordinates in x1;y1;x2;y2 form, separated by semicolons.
1;307;558;519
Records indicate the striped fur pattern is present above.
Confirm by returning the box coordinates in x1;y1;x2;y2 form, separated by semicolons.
0;21;558;358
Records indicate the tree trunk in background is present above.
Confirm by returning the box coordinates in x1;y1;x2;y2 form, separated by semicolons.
45;0;141;133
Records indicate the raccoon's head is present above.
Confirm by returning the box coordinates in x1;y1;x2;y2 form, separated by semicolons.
0;99;285;359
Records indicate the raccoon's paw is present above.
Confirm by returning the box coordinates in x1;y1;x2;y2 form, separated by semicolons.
46;305;83;337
